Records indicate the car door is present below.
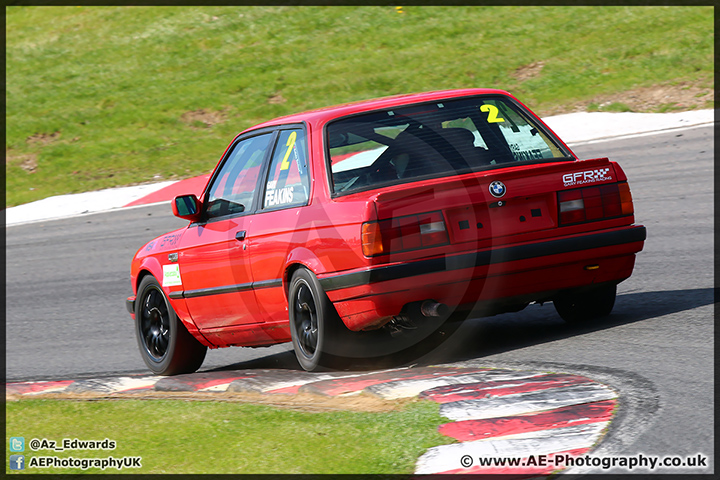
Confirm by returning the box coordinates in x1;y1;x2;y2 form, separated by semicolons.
178;131;273;330
248;126;312;324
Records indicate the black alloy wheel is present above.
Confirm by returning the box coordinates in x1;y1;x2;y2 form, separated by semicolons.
288;268;347;372
294;279;319;359
134;275;207;375
139;287;171;361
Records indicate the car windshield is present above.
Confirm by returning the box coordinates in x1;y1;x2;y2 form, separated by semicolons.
326;95;572;195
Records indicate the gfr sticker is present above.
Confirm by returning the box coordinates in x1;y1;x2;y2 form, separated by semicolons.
563;168;612;187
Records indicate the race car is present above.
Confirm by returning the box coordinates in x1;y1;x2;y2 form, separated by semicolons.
126;88;646;374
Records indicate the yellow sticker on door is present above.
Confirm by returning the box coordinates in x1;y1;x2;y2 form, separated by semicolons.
162;264;182;287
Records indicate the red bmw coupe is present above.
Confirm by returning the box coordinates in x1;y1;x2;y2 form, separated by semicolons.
126;89;646;374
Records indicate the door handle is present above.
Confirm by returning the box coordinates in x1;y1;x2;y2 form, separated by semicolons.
235;230;247;241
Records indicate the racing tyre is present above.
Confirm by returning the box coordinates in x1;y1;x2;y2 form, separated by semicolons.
135;275;207;375
554;284;617;323
288;268;347;372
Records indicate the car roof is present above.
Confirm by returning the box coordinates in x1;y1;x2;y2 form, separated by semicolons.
243;88;513;133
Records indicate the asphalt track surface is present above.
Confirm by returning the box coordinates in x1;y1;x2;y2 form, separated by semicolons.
6;125;714;473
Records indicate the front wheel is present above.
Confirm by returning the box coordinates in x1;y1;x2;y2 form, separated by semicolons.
553;284;617;323
135;275;207;375
288;268;346;372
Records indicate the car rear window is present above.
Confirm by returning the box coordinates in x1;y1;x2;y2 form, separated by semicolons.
326;95;572;195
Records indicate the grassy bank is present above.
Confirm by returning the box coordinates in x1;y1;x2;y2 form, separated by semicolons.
6;6;713;206
6;398;451;474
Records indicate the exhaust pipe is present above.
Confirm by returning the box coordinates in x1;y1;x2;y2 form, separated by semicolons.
420;300;449;318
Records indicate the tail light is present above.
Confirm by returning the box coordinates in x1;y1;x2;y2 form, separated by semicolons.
558;182;634;226
362;211;449;257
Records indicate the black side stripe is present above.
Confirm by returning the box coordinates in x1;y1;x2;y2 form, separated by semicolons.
167;226;646;299
169;278;283;300
318;226;646;292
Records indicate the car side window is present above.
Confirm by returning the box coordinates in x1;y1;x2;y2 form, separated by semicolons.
206;133;272;219
262;128;310;210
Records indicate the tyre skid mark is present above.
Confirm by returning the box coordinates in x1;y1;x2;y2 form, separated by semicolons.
6;380;75;396
198;381;241;392
6;366;618;477
298;367;492;396
228;369;398;394
364;371;543;400
438;399;617;442
420;373;593;403
65;376;162;394
154;372;256;392
439;383;618;421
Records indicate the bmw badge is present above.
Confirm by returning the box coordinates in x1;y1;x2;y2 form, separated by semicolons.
489;180;506;198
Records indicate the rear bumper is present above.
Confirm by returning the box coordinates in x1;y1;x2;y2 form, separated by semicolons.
320;225;646;330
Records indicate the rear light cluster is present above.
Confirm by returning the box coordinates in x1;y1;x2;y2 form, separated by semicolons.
558;182;633;225
362;211;449;256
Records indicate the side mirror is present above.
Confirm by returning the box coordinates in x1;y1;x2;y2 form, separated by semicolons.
172;194;202;222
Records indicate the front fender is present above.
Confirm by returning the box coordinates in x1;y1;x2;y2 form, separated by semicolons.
133;256;205;341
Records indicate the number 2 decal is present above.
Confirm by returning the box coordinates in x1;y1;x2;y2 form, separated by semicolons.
480;104;505;123
280;131;297;171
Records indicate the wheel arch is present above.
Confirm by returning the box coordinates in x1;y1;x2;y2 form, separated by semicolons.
134;258;206;343
136;268;154;292
282;246;327;301
134;256;163;292
283;258;349;337
283;262;311;302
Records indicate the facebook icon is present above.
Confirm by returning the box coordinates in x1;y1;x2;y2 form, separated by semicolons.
10;455;25;470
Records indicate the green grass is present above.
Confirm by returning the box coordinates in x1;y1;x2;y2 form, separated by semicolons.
6;398;453;474
588;102;634;113
6;6;714;206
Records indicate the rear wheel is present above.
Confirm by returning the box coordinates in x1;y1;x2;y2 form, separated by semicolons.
288;268;347;372
135;275;207;375
554;284;617;323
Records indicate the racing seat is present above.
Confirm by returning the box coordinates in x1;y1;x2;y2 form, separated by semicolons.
369;130;435;182
435;128;493;168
